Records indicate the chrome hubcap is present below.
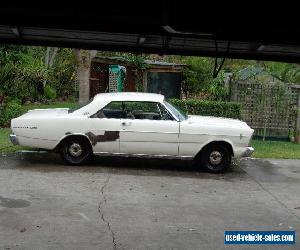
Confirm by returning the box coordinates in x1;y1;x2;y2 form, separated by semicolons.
68;143;83;157
209;151;222;165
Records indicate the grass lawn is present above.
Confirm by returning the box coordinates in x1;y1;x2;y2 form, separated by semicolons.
0;128;28;153
251;140;300;159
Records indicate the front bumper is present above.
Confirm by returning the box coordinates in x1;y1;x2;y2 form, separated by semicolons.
241;146;254;157
9;134;19;145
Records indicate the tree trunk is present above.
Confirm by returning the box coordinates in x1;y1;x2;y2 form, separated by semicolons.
44;47;59;87
45;47;59;67
45;47;50;66
49;47;58;67
77;67;90;104
74;49;97;104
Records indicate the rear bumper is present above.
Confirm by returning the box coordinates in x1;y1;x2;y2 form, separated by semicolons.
9;134;19;145
241;146;254;157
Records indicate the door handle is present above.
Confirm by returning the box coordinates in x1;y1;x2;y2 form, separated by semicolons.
121;121;132;126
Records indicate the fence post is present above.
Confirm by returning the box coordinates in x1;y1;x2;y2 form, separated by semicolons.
295;90;300;143
230;81;238;102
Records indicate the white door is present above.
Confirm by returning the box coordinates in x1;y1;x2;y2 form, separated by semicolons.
86;101;125;153
119;101;179;156
87;118;121;153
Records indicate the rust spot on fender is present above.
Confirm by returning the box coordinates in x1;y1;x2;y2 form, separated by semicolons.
85;131;119;146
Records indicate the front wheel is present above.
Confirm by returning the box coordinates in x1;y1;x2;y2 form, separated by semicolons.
60;137;93;165
198;144;231;173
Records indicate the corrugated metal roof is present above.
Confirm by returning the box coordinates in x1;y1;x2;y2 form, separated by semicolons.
144;60;185;66
237;66;264;80
93;56;185;67
236;66;284;82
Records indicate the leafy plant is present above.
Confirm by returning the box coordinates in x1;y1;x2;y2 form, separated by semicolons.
0;46;77;103
0;45;29;66
50;48;76;98
44;85;57;100
206;71;229;101
169;99;241;119
125;54;149;71
0;63;31;101
173;57;230;100
0;100;22;127
181;57;212;93
264;62;300;83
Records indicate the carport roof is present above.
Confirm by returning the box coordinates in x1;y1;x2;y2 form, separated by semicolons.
0;2;299;63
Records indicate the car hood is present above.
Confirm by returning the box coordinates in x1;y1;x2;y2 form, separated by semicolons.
187;115;253;131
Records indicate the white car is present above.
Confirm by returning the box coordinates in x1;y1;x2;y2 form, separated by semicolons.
10;92;254;173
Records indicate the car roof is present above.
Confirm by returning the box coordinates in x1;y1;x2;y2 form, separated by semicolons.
71;92;166;117
93;92;165;102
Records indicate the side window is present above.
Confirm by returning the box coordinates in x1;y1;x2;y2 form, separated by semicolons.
91;101;126;119
123;101;174;120
90;101;175;121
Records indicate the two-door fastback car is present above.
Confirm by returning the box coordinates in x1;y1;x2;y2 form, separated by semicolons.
10;92;254;173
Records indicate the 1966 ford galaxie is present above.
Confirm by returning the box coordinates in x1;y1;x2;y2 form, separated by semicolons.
10;92;254;173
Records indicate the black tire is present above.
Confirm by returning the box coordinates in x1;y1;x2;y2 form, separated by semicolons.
198;144;231;173
60;137;93;165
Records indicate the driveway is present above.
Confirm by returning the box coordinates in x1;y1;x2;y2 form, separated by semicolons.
0;153;299;250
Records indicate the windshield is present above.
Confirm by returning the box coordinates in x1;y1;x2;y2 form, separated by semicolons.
164;101;188;121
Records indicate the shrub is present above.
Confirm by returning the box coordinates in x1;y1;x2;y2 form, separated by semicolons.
169;99;241;119
0;100;22;127
44;85;57;100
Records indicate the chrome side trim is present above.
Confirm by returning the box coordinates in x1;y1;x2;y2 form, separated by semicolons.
121;142;178;144
16;135;57;142
120;130;242;138
121;130;178;134
94;152;193;160
179;133;242;137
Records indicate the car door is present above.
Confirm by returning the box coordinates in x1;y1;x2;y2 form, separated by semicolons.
87;101;124;154
119;101;179;156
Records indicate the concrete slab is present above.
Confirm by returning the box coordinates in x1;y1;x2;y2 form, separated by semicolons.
0;153;299;249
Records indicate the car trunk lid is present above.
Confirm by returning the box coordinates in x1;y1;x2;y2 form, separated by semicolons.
19;108;70;118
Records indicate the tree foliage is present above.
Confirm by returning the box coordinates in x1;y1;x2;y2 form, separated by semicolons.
167;56;299;101
0;45;299;105
169;98;241;119
264;62;300;83
0;45;76;103
169;56;229;100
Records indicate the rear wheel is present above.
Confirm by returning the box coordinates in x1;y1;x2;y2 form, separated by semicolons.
60;137;92;165
198;144;231;173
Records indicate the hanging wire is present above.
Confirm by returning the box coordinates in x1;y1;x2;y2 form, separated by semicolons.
213;39;231;78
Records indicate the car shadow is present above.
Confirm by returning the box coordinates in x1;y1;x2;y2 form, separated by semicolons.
2;151;246;180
